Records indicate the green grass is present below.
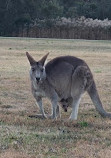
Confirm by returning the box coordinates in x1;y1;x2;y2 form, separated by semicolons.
78;121;88;127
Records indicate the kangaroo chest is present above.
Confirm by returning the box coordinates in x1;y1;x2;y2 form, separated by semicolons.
31;81;46;98
34;89;46;98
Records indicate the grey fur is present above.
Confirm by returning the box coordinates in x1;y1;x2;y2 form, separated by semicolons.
26;52;111;120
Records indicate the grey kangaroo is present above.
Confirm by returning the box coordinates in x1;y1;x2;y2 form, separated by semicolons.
26;52;111;120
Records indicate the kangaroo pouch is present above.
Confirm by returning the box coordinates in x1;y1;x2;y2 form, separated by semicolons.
46;61;74;99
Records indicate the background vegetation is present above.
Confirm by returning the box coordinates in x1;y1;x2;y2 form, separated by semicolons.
1;0;111;39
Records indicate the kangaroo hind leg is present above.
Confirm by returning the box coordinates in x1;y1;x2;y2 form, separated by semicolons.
69;95;82;120
70;66;87;120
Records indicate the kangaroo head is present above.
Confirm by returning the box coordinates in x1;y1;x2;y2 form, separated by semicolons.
26;52;49;84
60;99;68;112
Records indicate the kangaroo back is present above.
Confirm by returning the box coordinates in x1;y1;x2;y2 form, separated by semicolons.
45;56;86;99
87;81;111;118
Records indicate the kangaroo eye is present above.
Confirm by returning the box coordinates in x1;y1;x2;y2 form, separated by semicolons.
32;68;35;72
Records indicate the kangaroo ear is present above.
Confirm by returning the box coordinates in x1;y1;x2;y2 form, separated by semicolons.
39;53;49;66
26;52;36;66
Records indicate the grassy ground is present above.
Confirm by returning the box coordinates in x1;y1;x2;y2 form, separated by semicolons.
0;37;111;158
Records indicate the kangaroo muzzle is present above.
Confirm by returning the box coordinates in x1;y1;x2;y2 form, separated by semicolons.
36;77;40;84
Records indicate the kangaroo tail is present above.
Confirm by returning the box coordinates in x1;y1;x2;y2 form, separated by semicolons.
87;81;111;118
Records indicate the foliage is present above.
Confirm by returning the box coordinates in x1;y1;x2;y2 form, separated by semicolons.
1;0;111;36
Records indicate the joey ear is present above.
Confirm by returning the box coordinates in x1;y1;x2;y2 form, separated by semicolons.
26;52;36;66
39;53;49;66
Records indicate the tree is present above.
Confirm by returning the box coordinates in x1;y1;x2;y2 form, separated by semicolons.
42;0;63;19
0;0;111;36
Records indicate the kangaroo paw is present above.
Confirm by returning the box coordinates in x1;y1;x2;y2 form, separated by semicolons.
48;114;57;120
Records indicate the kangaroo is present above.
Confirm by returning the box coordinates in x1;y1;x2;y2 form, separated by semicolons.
59;97;73;112
26;52;111;120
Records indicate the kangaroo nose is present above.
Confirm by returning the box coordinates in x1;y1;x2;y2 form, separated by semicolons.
36;77;40;82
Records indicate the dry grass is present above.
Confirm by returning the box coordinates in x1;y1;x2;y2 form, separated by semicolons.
0;37;111;158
